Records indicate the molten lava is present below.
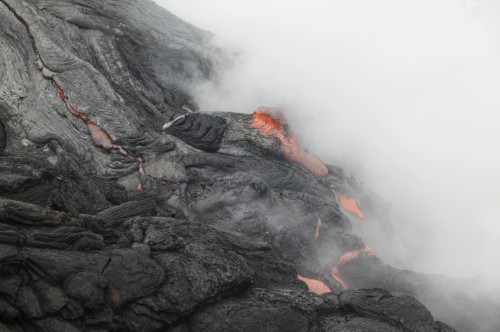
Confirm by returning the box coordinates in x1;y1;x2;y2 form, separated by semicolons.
65;100;88;120
85;120;115;151
330;269;349;289
314;217;322;240
335;247;376;266
53;81;147;188
302;217;378;290
252;110;287;140
330;246;376;289
53;81;65;100
339;196;365;219
251;107;328;178
297;275;331;295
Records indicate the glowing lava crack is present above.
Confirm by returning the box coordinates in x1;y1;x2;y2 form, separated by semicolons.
51;79;148;190
298;216;377;294
251;107;329;178
1;0;148;190
339;195;365;219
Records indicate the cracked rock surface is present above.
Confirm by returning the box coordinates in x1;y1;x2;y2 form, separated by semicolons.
0;0;490;331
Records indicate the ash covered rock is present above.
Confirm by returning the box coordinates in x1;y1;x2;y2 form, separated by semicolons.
0;0;486;331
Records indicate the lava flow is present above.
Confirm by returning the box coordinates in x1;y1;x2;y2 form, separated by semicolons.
297;214;377;293
330;246;376;289
297;217;330;295
251;107;328;178
314;217;322;240
339;195;365;219
297;274;331;295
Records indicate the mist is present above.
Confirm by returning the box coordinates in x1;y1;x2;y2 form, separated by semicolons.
153;0;500;287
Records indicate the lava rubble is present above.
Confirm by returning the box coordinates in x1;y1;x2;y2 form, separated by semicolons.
0;0;494;331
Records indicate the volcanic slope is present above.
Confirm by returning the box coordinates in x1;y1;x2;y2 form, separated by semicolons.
0;0;494;331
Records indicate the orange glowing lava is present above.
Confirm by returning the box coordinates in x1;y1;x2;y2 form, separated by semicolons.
252;110;287;140
336;247;376;267
251;107;328;179
330;246;376;289
315;217;322;240
329;268;349;289
339;196;365;219
297;275;331;295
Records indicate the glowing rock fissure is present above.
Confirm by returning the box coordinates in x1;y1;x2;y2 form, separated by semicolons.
0;0;147;189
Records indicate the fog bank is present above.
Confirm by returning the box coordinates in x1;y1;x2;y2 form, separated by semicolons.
154;0;500;284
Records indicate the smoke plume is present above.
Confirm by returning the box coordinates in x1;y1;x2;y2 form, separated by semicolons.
154;0;500;327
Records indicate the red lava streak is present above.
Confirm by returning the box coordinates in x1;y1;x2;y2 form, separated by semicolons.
330;269;349;289
336;247;376;266
85;121;115;150
251;107;328;178
330;247;376;289
296;219;376;293
297;275;332;295
52;82;146;189
53;81;65;100
65;100;88;120
2;0;150;189
339;196;365;219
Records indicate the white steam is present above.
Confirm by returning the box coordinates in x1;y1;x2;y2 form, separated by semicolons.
154;0;500;285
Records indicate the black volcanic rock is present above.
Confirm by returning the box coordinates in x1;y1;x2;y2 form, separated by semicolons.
163;113;227;152
0;0;491;331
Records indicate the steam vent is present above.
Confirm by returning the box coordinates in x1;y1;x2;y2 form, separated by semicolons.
0;1;493;331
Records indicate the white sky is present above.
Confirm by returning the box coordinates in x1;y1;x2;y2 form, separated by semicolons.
153;0;500;282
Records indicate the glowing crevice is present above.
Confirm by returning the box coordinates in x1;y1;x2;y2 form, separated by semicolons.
51;81;147;187
251;107;328;178
1;1;150;191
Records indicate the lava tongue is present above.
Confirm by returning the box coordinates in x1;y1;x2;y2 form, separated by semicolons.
251;107;328;178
